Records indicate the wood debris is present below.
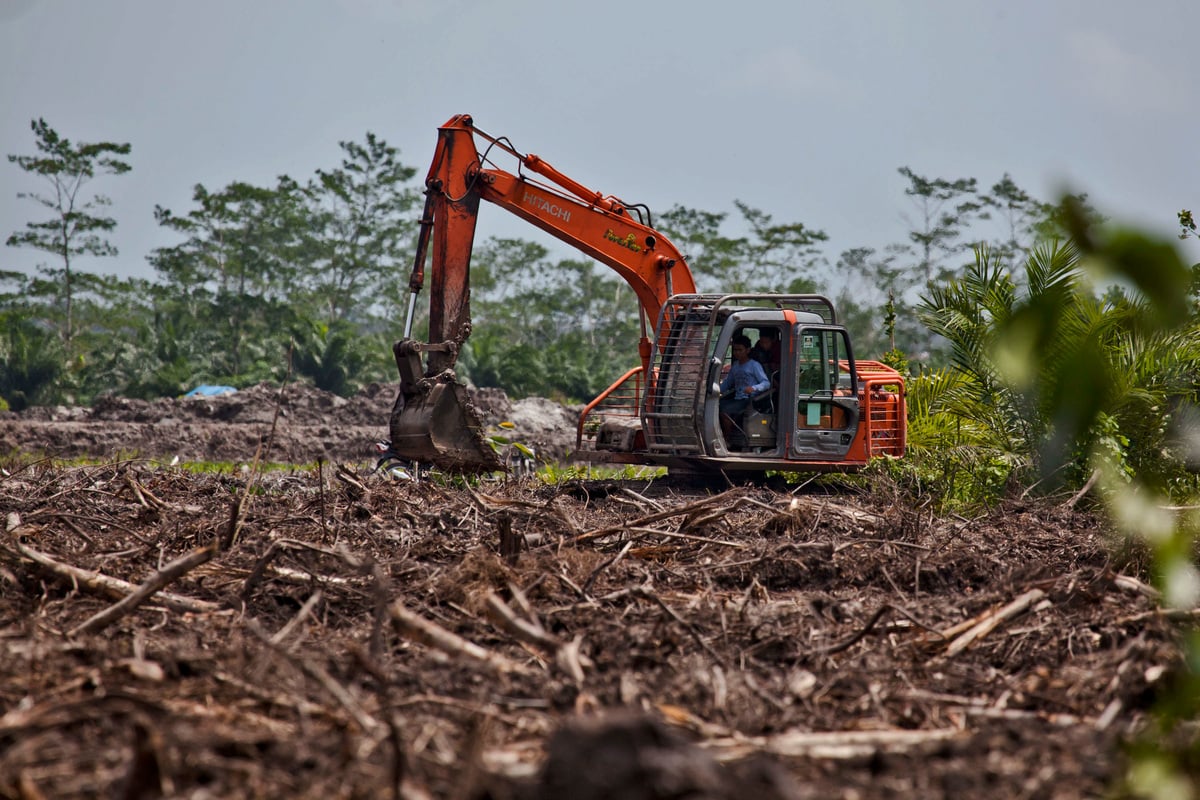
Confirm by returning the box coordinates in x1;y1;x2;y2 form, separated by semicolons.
0;465;1185;798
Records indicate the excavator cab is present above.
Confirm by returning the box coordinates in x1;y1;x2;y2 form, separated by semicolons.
629;292;897;474
700;308;861;460
710;322;784;453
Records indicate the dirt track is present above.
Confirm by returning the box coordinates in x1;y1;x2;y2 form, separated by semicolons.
0;383;1186;798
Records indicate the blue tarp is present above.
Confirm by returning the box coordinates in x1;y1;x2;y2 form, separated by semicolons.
184;385;238;397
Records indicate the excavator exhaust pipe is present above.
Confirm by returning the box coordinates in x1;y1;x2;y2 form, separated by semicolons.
389;340;504;473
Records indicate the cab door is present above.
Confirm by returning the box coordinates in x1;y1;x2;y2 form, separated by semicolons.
789;326;860;459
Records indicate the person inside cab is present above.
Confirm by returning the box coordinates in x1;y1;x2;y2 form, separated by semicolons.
719;334;771;442
750;327;781;373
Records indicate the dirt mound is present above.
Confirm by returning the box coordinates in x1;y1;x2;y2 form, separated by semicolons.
0;381;579;466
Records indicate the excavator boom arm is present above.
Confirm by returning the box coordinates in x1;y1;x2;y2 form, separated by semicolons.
408;114;696;377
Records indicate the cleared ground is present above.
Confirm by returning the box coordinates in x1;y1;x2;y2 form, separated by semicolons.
0;383;1184;798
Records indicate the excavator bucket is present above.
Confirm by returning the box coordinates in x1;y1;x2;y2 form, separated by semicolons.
388;380;504;473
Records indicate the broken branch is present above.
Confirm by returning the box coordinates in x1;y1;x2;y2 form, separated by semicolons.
1;538;218;615
390;600;530;676
943;589;1046;658
69;543;218;636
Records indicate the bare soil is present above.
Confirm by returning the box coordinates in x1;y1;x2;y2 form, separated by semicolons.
0;382;580;468
0;382;1187;798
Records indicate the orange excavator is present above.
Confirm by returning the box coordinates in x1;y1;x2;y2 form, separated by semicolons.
390;114;905;476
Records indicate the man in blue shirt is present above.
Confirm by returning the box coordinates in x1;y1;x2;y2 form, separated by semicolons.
720;334;771;442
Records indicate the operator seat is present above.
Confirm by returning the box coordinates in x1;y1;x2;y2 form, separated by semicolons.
751;370;780;414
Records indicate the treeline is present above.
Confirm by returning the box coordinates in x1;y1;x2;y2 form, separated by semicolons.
3;119;1095;412
3;119;1198;505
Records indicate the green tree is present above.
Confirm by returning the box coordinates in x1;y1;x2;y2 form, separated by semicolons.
68;273;162;401
909;247;1033;504
979;209;1199;795
1180;209;1197;240
976;175;1100;267
0;313;65;410
978;174;1049;265
151;179;305;382
148;135;420;390
657;202;826;294
897;166;982;287
833;245;927;363
6;119;132;349
291;319;383;396
152;178;304;302
910;227;1200;507
734;201;827;293
300;132;419;324
82;281;218;400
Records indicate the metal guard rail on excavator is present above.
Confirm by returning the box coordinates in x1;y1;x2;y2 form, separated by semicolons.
576;366;644;450
854;360;907;457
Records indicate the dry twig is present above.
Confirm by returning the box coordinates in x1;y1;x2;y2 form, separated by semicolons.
0;538;219;615
69;544;219;637
942;589;1047;658
484;590;591;683
390;600;530;675
246;618;382;736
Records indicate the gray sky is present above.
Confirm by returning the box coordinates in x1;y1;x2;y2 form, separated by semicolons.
2;0;1198;286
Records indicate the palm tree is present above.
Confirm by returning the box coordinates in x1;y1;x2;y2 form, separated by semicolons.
910;241;1200;505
